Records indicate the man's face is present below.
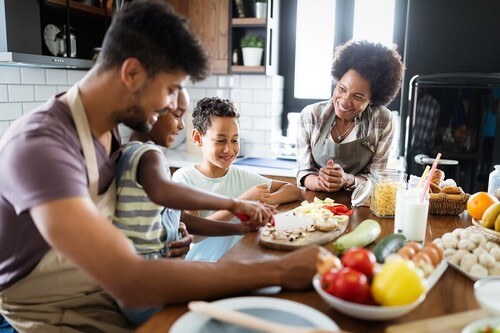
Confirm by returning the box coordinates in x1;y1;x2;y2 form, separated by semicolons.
149;89;190;148
199;116;240;171
119;70;187;134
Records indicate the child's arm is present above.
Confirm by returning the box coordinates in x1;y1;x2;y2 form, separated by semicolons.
138;150;274;226
268;180;303;205
180;211;257;236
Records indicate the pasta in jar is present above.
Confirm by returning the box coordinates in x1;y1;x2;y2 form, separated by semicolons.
370;170;406;218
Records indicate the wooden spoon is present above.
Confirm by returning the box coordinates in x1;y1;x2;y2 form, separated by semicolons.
188;300;342;333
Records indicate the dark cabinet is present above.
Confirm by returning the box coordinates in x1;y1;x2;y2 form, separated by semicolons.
0;0;111;68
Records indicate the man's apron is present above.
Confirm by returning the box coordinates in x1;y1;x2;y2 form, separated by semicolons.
312;112;375;176
0;84;131;333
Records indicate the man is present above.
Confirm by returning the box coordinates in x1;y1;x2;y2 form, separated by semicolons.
0;1;319;332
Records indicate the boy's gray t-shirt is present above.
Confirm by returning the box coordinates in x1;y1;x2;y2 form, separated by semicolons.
0;95;120;291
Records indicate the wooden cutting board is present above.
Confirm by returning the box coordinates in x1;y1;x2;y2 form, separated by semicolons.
385;309;488;333
258;217;349;251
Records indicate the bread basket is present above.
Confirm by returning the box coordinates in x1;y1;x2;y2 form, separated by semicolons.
429;192;470;215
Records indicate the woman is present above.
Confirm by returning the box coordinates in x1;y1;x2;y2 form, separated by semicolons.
297;40;404;192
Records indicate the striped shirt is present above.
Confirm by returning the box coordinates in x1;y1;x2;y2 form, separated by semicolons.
114;142;179;255
296;100;394;184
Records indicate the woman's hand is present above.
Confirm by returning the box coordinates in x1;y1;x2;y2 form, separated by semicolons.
232;199;276;230
238;184;271;204
166;222;193;258
318;159;346;192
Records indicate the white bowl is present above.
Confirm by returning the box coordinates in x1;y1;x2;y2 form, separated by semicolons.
462;317;500;333
312;274;425;321
474;278;500;316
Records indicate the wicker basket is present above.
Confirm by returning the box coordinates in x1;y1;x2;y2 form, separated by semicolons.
429;192;470;215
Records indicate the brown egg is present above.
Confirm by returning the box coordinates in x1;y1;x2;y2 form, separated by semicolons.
412;251;432;266
406;242;422;253
397;246;416;260
427;242;444;258
421;247;440;266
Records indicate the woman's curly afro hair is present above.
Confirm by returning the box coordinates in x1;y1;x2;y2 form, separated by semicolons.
331;40;404;106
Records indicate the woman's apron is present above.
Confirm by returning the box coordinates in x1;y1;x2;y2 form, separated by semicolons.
312;112;375;176
0;84;131;333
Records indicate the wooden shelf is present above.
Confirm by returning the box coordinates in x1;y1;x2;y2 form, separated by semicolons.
46;0;109;16
232;18;267;26
231;65;265;73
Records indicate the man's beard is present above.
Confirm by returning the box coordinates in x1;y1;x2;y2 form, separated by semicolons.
118;105;152;134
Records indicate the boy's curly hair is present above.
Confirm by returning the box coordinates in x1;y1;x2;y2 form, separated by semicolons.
331;40;404;106
192;97;240;135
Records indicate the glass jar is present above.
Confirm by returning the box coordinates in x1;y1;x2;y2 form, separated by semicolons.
370;169;406;218
488;165;500;200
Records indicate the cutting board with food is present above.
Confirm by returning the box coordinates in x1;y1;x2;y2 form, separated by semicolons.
259;198;351;251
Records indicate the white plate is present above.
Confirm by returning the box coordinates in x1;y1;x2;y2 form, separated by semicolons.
461;317;500;333
170;296;338;333
447;260;485;281
312;260;448;321
43;24;60;56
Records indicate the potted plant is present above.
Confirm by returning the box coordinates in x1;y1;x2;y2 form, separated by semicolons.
240;35;264;66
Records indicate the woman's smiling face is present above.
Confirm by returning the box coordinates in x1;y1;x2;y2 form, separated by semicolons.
332;69;372;120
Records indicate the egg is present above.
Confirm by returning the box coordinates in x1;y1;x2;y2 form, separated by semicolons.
421;247;441;266
397;246;416;260
406;242;422;253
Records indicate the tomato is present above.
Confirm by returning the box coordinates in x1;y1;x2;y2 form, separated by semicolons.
467;192;499;220
321;268;340;295
341;248;376;279
322;204;354;216
328;267;372;304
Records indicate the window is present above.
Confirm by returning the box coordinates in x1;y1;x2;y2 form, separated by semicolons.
280;0;406;136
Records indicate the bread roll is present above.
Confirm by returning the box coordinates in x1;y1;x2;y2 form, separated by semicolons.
441;186;464;195
430;182;441;193
431;169;445;185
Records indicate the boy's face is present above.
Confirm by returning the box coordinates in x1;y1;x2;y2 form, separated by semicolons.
149;89;189;148
197;116;240;170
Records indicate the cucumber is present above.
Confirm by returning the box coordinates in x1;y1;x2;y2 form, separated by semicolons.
372;233;407;263
332;219;381;254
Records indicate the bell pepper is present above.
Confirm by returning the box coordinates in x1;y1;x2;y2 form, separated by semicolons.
322;204;354;216
371;256;425;306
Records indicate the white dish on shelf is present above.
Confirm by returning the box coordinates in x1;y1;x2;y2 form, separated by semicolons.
461;317;500;333
170;296;338;333
43;24;60;56
312;260;448;321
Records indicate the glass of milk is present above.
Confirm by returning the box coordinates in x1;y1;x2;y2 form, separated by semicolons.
401;188;429;243
474;278;500;316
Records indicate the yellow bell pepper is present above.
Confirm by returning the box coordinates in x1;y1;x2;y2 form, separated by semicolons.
371;257;425;306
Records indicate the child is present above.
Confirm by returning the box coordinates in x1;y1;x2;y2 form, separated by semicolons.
113;89;274;325
172;97;303;261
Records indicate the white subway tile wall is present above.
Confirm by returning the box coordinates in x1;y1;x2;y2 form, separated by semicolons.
0;65;283;158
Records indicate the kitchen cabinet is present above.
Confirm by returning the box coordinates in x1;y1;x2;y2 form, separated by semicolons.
165;0;279;75
230;0;279;75
0;0;110;68
165;0;229;74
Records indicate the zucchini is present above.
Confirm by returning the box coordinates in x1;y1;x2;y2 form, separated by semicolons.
332;219;381;254
372;234;407;263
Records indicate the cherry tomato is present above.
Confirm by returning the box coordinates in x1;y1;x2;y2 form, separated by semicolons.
341;248;376;279
328;267;372;304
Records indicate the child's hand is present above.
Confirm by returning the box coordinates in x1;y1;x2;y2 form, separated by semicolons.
166;222;193;258
232;199;276;230
239;184;271;203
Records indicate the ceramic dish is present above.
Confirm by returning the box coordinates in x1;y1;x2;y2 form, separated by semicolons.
313;260;448;321
472;219;500;240
170;296;338;333
461;317;500;333
447;260;485;281
474;278;500;316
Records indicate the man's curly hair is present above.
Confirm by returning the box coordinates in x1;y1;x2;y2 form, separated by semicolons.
331;40;404;106
192;97;240;135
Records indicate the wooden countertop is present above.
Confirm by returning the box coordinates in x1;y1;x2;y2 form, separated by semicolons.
137;190;481;333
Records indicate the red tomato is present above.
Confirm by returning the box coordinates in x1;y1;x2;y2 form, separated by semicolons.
329;267;372;304
321;268;340;295
341;248;376;279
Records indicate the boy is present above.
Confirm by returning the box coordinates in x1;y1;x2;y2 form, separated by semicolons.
173;97;303;261
114;89;274;324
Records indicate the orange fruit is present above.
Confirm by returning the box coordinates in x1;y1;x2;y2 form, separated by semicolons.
467;192;499;220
